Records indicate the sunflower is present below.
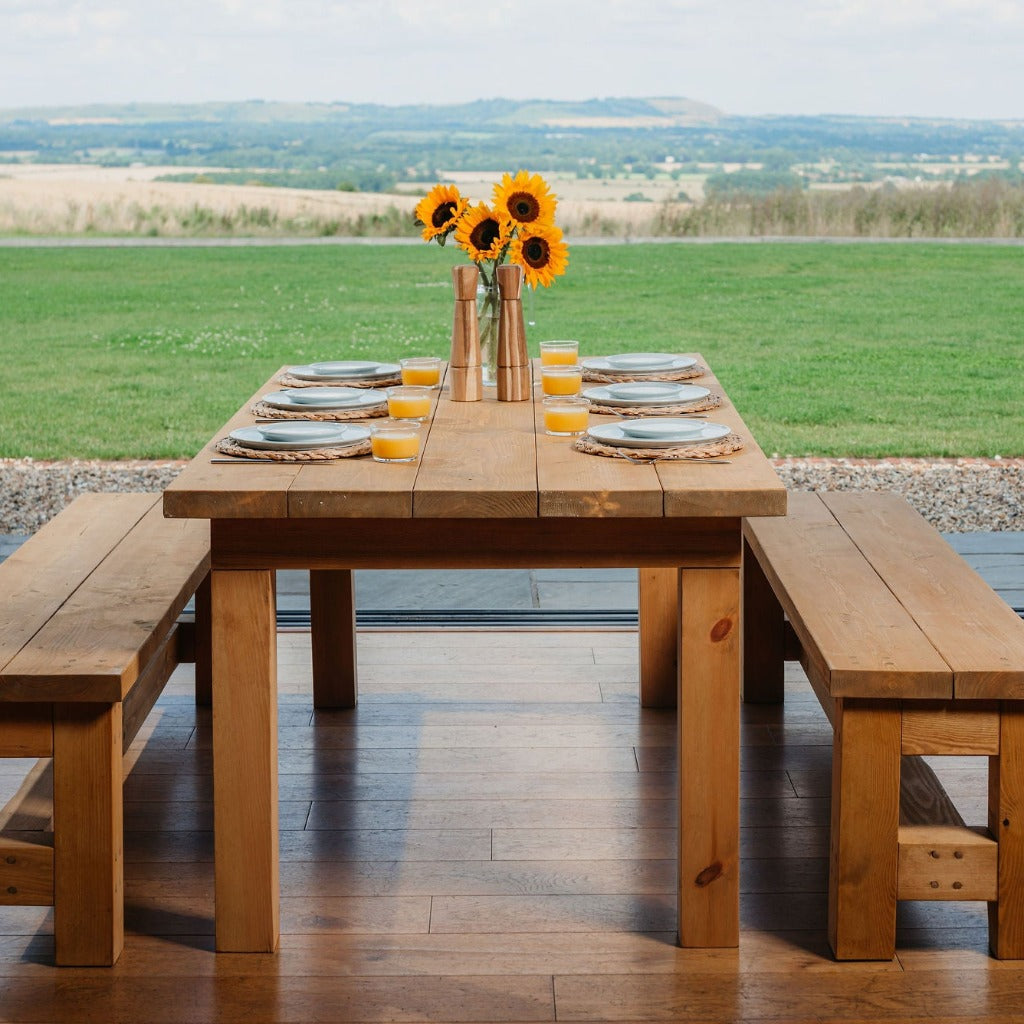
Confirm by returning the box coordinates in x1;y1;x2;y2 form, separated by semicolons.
492;170;557;228
414;184;468;243
509;222;569;289
454;202;511;263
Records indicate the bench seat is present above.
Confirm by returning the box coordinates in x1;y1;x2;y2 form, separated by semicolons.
0;493;210;966
742;491;1024;960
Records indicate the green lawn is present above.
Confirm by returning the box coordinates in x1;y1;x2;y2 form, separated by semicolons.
1;242;1021;459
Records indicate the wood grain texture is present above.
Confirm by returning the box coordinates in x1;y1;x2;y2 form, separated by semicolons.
990;703;1024;958
52;702;123;966
0;705;52;757
0;503;209;703
0;837;52;906
902;702;1001;755
637;568;678;709
828;699;901;960
743;493;951;699
677;567;740;948
898;824;997;900
309;570;357;709
822;492;1024;699
211;570;279;952
0;493;155;681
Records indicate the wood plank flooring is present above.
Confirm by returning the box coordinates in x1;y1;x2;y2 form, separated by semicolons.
0;628;1019;1022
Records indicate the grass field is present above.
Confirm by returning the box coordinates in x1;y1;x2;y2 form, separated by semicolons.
1;241;1021;460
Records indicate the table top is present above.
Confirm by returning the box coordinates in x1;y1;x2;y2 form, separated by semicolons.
163;356;786;523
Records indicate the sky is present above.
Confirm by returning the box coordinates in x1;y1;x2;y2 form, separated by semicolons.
1;0;1023;120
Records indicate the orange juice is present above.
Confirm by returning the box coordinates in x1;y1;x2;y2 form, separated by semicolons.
400;357;441;387
544;407;589;435
541;366;583;396
371;433;420;461
539;340;579;366
387;392;431;419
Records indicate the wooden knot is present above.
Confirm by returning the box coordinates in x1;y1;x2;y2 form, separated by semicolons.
953;881;963;890
710;618;733;643
695;861;723;887
954;850;964;860
4;856;14;865
6;886;15;895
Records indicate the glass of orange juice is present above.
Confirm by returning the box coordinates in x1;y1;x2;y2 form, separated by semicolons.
540;364;583;396
370;420;422;463
543;396;590;436
386;386;431;420
400;356;442;387
539;340;579;366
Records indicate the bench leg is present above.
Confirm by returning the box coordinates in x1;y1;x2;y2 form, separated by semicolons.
678;566;740;947
212;569;280;952
990;703;1024;958
828;699;900;960
309;569;358;709
639;567;678;708
741;538;785;704
52;703;124;967
193;574;212;707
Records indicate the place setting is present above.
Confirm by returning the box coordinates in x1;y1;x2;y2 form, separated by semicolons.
572;416;745;463
581;380;723;417
213;420;374;461
251;385;389;421
277;359;403;389
580;351;706;384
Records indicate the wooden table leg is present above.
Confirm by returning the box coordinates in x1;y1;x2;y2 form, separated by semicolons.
990;702;1024;958
678;566;740;947
53;702;123;966
309;569;358;709
193;573;212;707
212;569;279;952
829;698;900;960
639;567;678;708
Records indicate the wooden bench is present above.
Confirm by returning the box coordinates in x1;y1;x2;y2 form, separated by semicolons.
0;493;210;966
742;491;1024;960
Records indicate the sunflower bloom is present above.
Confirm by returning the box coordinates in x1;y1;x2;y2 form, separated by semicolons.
454;202;511;263
414;184;468;243
509;222;568;288
493;170;557;228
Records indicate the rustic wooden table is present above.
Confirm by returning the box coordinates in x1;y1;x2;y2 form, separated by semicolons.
163;356;786;954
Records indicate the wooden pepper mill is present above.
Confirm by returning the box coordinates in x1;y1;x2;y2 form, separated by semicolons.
449;264;483;402
495;264;531;402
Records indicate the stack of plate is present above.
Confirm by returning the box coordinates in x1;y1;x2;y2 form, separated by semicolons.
586;418;731;448
288;361;400;382
261;386;386;412
580;353;696;376
582;381;710;408
228;421;371;452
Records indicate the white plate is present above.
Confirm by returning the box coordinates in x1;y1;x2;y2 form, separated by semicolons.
262;387;386;411
229;422;370;451
289;361;401;381
581;354;697;376
586;420;732;449
583;382;710;407
621;419;707;440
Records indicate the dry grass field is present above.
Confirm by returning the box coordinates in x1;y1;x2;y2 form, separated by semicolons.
0;164;667;238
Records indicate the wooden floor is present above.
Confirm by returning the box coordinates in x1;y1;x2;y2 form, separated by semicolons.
2;628;1024;1023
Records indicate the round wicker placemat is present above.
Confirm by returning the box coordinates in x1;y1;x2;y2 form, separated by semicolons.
251;400;387;421
214;438;371;461
573;432;744;462
586;393;722;418
277;373;401;389
582;364;706;384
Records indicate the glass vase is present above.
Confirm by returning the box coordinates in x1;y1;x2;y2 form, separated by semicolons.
477;270;500;386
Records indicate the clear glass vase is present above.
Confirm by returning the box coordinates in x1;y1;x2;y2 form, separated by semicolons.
477;270;500;386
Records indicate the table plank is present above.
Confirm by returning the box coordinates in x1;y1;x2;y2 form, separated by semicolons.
412;392;538;518
656;360;787;519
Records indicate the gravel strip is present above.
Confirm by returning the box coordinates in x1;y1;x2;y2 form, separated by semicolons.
1;456;1022;535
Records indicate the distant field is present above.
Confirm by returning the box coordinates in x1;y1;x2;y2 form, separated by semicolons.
0;241;1021;460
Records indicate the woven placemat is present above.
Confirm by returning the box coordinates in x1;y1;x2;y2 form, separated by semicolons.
214;438;371;461
582;364;706;384
251;400;387;421
573;433;744;462
586;393;722;417
278;373;401;389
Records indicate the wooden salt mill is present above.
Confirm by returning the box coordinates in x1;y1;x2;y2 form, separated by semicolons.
495;264;531;402
449;264;483;401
